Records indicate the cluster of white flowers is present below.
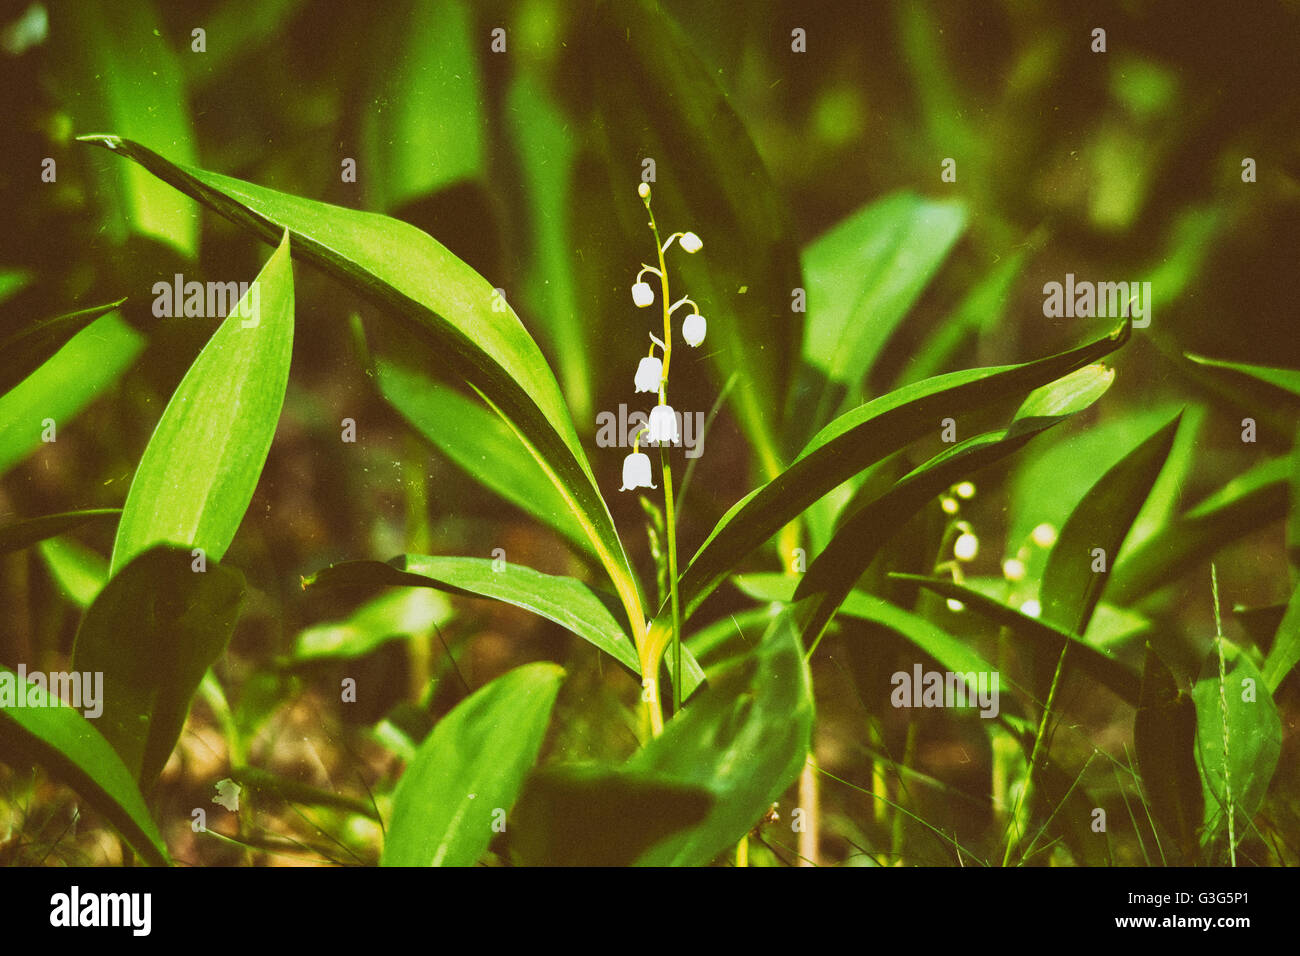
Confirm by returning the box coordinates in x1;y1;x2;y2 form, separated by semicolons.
620;182;707;492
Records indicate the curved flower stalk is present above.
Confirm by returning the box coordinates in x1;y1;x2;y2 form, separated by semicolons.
620;181;707;718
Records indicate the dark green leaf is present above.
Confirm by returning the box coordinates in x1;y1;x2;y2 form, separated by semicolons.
72;546;245;786
1185;353;1300;402
382;662;564;866
1135;644;1202;860
1261;580;1300;693
0;508;120;556
0;299;125;397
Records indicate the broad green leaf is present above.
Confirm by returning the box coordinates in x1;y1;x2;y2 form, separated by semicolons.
361;0;485;211
1109;456;1289;604
670;325;1130;628
897;250;1026;385
111;231;294;574
375;358;595;560
181;0;304;87
1261;580;1300;693
685;605;784;673
795;364;1118;646
0;268;32;306
382;662;564;866
887;574;1142;706
0;665;168;866
0;508;120;556
737;573;996;683
625;614;813;866
803;191;966;395
1134;644;1202;860
0;310;144;476
1192;639;1282;860
505;72;590;421
303;554;704;700
38;536;109;608
50;0;198;254
1185;353;1300;402
510;765;714;866
575;0;801;480
79;135;644;644
72;546;245;786
0;299;125;397
292;587;453;663
1040;412;1180;635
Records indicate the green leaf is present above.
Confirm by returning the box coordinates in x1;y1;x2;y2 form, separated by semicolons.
795;363;1118;646
375;359;596;560
0;508;120;556
360;0;485;210
111;232;294;574
79;135;643;644
1134;644;1203;860
0;310;144;477
291;588;453;663
0;299;126;397
1040;411;1180;635
1261;580;1300;693
803;191;966;395
0;665;168;866
1192;639;1282;859
1109;456;1289;604
72;546;245;786
625;614;813;866
1185;353;1300;402
382;662;564;866
671;326;1130;627
50;0;198;254
510;765;714;866
38;537;109;608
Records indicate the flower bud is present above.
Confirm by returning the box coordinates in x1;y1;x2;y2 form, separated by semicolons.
634;356;663;393
647;404;680;444
679;231;702;253
682;312;706;347
638;183;651;200
954;532;979;562
620;452;656;491
632;281;654;307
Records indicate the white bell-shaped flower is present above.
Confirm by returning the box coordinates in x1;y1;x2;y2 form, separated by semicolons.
634;356;663;393
682;312;706;347
679;231;702;253
620;452;656;491
632;281;654;307
647;404;679;444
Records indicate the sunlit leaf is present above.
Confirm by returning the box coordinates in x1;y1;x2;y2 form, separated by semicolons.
0;299;126;397
291;588;453;663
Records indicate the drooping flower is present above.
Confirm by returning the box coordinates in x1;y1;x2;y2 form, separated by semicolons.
647;404;679;444
621;452;656;491
634;356;663;393
682;312;706;347
632;281;654;307
678;231;702;253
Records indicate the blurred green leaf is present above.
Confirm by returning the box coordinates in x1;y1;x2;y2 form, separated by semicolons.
670;325;1130;629
1040;412;1180;635
1185;354;1300;402
0;299;126;397
291;587;453;663
0;508;120;556
361;0;485;211
1261;581;1300;693
382;662;564;866
1192;638;1281;860
111;231;294;574
803;191;966;399
625;614;812;866
80;135;644;644
375;358;597;561
0;310;144;477
1135;644;1203;861
511;765;714;866
51;0;198;254
0;665;168;866
72;546;245;786
38;536;109;609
